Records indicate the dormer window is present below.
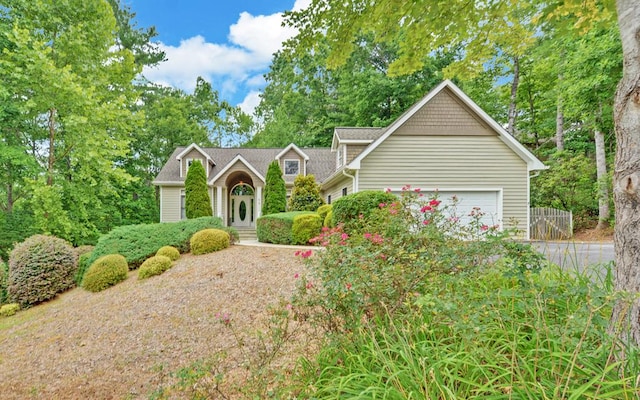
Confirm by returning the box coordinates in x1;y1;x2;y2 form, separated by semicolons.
186;158;203;173
284;159;300;176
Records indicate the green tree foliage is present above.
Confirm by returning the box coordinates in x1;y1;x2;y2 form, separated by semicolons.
184;161;212;219
288;175;324;212
251;36;452;147
262;161;287;215
531;153;599;228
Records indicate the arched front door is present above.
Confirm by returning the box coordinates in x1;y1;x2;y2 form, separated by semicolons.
230;183;254;227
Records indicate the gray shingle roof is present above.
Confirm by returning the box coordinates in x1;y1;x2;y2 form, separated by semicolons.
154;146;334;184
334;127;386;141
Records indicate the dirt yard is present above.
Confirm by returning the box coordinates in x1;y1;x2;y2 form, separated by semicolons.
0;245;312;399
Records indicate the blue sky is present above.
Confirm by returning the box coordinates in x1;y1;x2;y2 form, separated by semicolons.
127;0;310;115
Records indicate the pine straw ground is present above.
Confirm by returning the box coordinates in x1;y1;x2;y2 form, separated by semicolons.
0;245;317;399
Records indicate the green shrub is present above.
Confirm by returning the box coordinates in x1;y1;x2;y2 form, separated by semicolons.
331;190;397;232
288;175;324;211
156;246;180;261
316;204;332;222
138;255;173;279
77;252;93;285
82;254;129;292
292;213;323;245
7;235;77;307
185;160;213;218
74;245;94;257
0;303;20;317
190;229;230;255
257;211;315;244
324;210;334;228
78;217;235;283
262;160;287;215
0;258;7;305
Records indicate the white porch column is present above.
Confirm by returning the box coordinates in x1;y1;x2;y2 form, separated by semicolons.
255;185;262;219
216;186;223;219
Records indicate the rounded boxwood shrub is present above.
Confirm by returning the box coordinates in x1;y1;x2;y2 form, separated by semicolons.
0;303;20;317
292;213;323;245
156;246;180;261
7;234;77;307
0;258;8;305
190;229;230;255
82;254;129;293
317;204;332;222
138;255;173;280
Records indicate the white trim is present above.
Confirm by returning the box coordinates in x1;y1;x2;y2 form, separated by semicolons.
176;143;213;163
216;186;223;218
347;80;546;172
152;181;184;186
275;143;310;161
256;186;262;219
340;139;374;145
208;154;266;185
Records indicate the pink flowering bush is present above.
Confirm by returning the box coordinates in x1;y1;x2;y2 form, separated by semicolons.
293;186;541;332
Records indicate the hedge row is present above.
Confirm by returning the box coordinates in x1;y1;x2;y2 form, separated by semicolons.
78;217;237;283
257;211;316;245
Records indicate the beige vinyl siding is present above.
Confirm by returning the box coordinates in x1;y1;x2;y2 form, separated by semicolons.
160;186;183;222
395;88;493;136
322;175;353;203
181;149;207;178
280;149;303;183
358;135;529;234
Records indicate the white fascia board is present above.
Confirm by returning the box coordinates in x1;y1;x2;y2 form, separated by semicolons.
208;154;266;185
275;143;310;161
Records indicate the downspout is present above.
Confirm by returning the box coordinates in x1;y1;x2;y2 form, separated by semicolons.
342;168;357;193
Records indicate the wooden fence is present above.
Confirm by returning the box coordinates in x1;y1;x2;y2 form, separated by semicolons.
530;207;573;240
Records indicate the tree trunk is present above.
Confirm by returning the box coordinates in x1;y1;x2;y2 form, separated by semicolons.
609;0;640;357
47;107;57;186
594;125;609;230
507;56;519;136
556;75;565;151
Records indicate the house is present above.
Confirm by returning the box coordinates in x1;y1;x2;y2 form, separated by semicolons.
153;80;546;238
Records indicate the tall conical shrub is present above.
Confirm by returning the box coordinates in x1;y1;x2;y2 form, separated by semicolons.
185;161;212;218
262;160;287;215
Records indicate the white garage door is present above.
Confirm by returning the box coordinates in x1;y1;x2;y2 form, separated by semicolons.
426;190;501;229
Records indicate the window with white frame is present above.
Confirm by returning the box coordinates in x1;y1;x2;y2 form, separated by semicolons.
284;159;300;175
186;158;202;172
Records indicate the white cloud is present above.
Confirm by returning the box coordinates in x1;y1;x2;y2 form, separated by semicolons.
141;3;306;105
238;90;262;116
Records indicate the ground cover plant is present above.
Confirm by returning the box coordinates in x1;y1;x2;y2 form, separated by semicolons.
287;187;640;398
77;217;236;283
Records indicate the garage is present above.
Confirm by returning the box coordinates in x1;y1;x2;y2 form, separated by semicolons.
424;190;502;229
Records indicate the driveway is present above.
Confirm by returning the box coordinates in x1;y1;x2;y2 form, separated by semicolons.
531;241;614;276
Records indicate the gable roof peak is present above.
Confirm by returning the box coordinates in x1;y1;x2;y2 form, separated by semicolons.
275;143;310;161
176;143;215;165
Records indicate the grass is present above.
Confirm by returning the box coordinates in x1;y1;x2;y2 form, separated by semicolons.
292;263;640;399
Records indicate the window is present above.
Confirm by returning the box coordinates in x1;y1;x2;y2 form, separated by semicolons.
342;187;348;196
327;195;332;204
284;159;300;175
180;190;186;220
186;158;202;172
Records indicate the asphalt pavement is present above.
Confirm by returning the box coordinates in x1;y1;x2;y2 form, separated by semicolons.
531;240;614;277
